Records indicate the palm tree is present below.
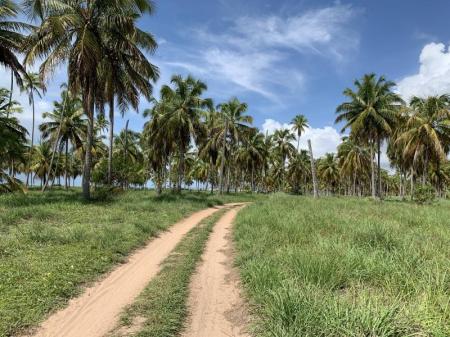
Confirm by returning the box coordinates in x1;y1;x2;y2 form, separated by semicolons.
336;73;404;198
337;137;370;195
272;128;295;190
288;150;310;194
21;72;45;186
318;153;339;195
158;75;212;192
25;0;156;199
217;98;253;193
397;95;450;186
40;88;87;189
99;5;159;185
292;114;309;152
0;0;31;112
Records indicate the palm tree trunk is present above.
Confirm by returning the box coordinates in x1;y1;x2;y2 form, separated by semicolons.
65;141;69;189
82;87;94;200
377;137;382;199
26;91;36;187
370;142;376;198
219;119;228;194
7;70;13;118
108;98;114;185
297;136;300;153
410;167;414;200
42;136;61;192
178;144;184;193
308;140;319;198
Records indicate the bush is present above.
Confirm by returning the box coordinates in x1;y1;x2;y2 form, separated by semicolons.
412;184;435;204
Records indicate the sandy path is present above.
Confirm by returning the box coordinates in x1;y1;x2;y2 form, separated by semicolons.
182;205;251;337
28;205;234;337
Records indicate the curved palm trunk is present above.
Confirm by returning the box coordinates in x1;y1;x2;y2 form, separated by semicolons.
108;98;114;185
82;87;94;200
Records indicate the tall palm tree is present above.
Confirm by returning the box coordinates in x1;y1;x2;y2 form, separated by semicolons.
217;98;252;194
21;72;45;186
158;75;212;192
40;89;87;189
25;0;156;199
336;73;404;198
292;114;309;152
272;128;295;190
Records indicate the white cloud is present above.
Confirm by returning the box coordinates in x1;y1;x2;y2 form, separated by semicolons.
397;42;450;101
163;3;358;101
261;118;342;158
232;4;358;59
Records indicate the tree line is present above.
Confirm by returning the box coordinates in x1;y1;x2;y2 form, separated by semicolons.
1;1;450;200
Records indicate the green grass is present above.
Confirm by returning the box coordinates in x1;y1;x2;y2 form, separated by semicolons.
0;189;257;337
234;194;450;337
110;208;227;337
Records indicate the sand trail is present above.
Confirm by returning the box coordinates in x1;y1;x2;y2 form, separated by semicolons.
28;204;235;337
182;205;251;337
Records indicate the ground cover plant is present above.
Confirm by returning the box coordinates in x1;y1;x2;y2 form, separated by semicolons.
0;189;256;336
234;194;450;337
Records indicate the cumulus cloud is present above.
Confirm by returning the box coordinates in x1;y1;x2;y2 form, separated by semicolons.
261;118;343;158
397;42;450;101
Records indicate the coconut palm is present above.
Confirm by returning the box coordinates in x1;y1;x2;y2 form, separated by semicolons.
397;95;450;185
336;73;404;198
318;153;339;195
292;114;309;152
40;89;87;189
158;75;212;192
337;137;371;195
25;0;157;199
21;72;45;186
217;98;253;193
0;0;31;108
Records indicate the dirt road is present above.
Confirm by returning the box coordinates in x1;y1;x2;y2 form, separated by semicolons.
29;205;231;337
182;205;251;337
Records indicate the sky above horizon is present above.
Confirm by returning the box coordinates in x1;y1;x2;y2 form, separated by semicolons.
4;0;450;166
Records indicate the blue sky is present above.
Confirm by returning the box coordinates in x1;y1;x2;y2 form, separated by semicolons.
5;0;450;159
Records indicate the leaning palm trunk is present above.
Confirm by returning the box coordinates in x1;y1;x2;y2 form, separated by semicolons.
108;98;114;185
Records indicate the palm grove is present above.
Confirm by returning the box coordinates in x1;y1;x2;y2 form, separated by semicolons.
2;1;450;200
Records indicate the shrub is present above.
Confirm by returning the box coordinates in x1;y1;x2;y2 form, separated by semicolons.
412;184;435;204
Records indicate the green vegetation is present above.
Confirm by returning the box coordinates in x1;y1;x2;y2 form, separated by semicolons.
234;195;450;337
111;208;227;337
0;190;254;336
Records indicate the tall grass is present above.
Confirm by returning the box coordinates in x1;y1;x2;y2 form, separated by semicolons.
234;195;450;337
0;189;257;337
